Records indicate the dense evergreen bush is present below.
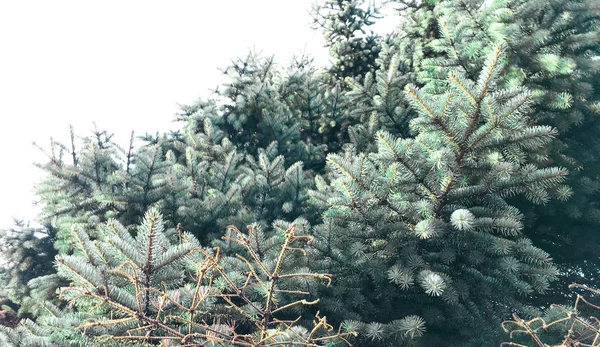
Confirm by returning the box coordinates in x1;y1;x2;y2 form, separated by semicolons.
1;0;598;346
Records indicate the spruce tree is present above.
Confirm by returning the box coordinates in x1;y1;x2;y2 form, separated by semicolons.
1;0;597;345
317;0;600;308
311;0;383;81
32;55;322;245
307;44;566;346
2;54;329;328
0;208;355;346
385;0;600;305
0;221;59;318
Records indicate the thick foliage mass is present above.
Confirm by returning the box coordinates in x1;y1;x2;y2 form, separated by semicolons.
1;0;598;346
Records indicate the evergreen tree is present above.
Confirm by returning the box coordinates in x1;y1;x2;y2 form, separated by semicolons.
32;61;323;245
312;0;383;81
307;44;566;346
7;54;329;323
1;0;597;345
33;125;129;254
317;0;600;307
0;221;59;317
384;0;600;305
0;208;355;346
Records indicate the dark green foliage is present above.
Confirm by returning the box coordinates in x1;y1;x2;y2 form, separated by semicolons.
177;52;350;170
0;221;59;317
312;0;383;81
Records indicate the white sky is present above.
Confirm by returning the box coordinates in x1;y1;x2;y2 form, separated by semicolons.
0;1;397;228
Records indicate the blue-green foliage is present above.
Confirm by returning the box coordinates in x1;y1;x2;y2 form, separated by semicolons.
1;0;598;346
308;45;565;346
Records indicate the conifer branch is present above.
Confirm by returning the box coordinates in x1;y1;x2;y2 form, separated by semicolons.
47;211;354;346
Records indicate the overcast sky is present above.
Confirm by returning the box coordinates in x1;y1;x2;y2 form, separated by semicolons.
0;1;396;228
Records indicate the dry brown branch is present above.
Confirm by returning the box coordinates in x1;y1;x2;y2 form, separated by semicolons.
59;222;356;346
502;284;600;347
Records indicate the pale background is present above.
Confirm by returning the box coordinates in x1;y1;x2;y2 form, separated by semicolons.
0;0;397;228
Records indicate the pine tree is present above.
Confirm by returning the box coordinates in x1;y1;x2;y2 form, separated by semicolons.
9;54;328;324
308;44;566;346
0;221;59;317
311;0;383;81
33;57;324;245
385;0;600;306
33;125;130;254
2;0;597;345
0;208;355;346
